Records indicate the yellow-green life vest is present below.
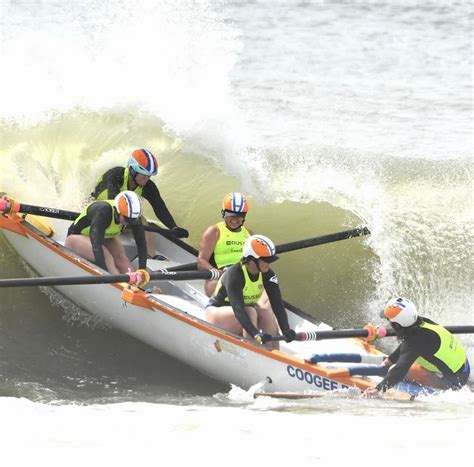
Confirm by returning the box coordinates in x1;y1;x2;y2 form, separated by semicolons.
215;263;264;306
73;200;122;238
213;221;250;268
415;321;466;373
96;168;143;200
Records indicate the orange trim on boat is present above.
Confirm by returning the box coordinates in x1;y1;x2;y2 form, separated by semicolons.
121;287;154;309
0;214;29;237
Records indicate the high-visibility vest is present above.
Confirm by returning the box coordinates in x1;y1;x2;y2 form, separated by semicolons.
213;222;250;268
415;321;466;374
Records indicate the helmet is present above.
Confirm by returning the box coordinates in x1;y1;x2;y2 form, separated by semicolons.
380;297;418;327
128;149;158;176
243;234;279;263
222;192;249;217
114;191;143;224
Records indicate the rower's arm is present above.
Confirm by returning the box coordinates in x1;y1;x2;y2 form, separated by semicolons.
376;344;419;391
263;270;291;333
197;225;219;270
131;223;147;269
224;267;260;337
88;204;113;271
142;182;177;230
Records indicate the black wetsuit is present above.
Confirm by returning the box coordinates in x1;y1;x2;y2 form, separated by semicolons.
67;201;147;271
91;166;178;229
208;262;291;338
376;318;470;391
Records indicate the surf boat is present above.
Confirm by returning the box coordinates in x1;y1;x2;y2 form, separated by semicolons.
0;206;455;399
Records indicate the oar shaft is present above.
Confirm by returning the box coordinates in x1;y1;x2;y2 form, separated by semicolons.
143;224;177;242
0;269;216;288
441;326;474;334
149;270;216;281
164;262;199;272
275;226;370;254
164;226;372;272
272;325;474;341
0;274;131;287
11;201;79;221
3;200;183;238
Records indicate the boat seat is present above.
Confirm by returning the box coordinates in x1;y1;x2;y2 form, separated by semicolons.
145;257;182;271
150;294;206;319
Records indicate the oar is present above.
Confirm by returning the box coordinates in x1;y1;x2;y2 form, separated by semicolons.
0;199;180;238
0;199;79;221
0;269;218;288
271;325;474;341
275;226;370;254
142;223;198;252
2;199;370;267
163;226;372;272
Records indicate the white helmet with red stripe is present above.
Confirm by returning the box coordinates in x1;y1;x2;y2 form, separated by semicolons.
242;234;279;263
114;191;142;224
380;297;418;327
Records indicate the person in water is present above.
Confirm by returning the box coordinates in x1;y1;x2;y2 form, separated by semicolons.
65;191;147;275
197;192;253;296
91;148;189;257
205;234;296;349
365;297;470;396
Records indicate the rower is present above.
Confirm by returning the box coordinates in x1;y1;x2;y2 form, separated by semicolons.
91;148;189;258
197;192;253;296
65;191;147;279
205;234;296;350
364;297;470;396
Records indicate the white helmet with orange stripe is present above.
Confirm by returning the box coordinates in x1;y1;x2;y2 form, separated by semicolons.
114;191;143;225
242;234;279;263
380;297;418;327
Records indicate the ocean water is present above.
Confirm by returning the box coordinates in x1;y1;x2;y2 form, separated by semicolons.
0;0;473;464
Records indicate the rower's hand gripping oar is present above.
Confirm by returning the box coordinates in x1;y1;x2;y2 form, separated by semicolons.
269;325;474;341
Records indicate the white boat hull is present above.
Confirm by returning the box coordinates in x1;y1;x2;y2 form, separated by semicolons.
0;213;403;395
